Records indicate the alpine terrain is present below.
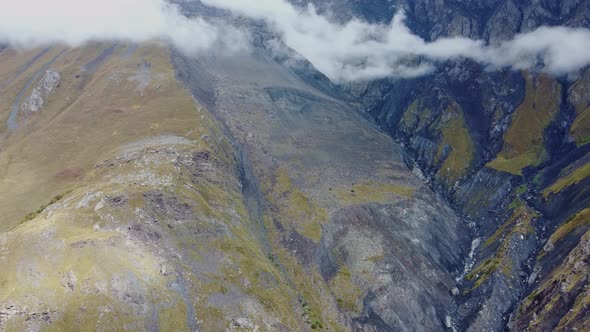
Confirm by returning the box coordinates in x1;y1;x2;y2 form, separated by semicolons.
0;1;589;331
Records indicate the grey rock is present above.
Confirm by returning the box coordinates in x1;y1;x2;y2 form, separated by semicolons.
21;69;61;114
484;0;522;44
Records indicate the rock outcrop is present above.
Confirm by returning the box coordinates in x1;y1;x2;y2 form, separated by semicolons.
1;1;590;331
21;69;61;114
292;1;590;330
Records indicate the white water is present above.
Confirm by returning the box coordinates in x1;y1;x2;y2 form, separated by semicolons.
457;237;482;282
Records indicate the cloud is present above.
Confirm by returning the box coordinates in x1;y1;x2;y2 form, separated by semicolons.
0;0;247;54
1;0;589;82
202;0;590;82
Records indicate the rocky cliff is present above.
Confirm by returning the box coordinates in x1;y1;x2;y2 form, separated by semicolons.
295;0;590;330
1;1;589;331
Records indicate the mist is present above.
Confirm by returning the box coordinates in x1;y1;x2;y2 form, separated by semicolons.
202;0;590;82
1;0;590;82
0;0;247;54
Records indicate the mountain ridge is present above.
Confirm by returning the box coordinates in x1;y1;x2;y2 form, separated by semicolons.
0;1;589;331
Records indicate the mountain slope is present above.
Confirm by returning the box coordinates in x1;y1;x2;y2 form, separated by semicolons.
0;28;471;332
172;22;472;329
0;43;308;331
294;0;590;330
2;1;590;331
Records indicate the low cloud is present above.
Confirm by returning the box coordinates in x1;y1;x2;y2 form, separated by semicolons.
203;0;590;82
0;0;247;54
1;0;589;82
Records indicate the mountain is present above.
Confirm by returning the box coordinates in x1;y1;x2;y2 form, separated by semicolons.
0;1;589;332
0;21;468;332
299;1;590;331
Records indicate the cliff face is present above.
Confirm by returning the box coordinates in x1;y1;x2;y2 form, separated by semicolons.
1;1;589;331
293;0;590;330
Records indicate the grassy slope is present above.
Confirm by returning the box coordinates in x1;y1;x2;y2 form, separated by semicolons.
515;228;590;332
436;103;475;184
544;152;590;197
466;198;536;290
487;73;560;175
571;107;590;146
0;44;211;231
0;43;310;331
568;69;590;146
0;38;470;330
505;71;590;331
547;207;590;245
400;98;475;184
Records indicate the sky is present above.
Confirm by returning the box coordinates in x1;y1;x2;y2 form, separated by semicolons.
1;0;590;82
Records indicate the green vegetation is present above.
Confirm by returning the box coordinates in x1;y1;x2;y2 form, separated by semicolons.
515;184;527;195
0;43;222;232
484;199;536;247
570;107;590;146
547;207;590;245
22;191;71;222
214;235;303;330
400;99;436;133
517;229;590;331
261;213;338;331
301;299;325;330
271;167;328;242
335;181;415;205
329;266;362;315
555;288;590;330
487;73;560;175
365;253;385;264
468;200;537;290
484;218;513;248
257;165;347;331
1;207;174;331
465;257;502;288
544;156;590;197
569;74;590;146
401;100;475;184
436;103;475;183
0;43;322;331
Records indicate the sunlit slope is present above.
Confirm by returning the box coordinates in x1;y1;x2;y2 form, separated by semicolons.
0;43;213;230
0;133;311;330
0;43;308;331
0;38;470;331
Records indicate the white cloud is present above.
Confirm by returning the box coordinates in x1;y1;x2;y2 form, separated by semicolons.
1;0;589;82
0;0;247;54
202;0;590;82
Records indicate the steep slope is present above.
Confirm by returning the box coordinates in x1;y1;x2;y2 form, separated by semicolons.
0;43;310;331
2;1;588;331
171;10;472;329
291;0;590;330
0;20;473;332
